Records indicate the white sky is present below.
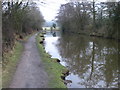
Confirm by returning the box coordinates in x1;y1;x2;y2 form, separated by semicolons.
36;0;67;21
35;0;119;21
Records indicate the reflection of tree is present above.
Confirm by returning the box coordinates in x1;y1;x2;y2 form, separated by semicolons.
89;42;95;81
56;33;118;88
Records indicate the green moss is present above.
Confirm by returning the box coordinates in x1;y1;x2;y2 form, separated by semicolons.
36;34;67;88
2;42;23;88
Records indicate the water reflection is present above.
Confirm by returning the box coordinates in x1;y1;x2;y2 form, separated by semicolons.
56;33;119;88
44;31;119;88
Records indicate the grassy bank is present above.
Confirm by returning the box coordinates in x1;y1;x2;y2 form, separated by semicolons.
2;42;23;88
2;32;37;88
36;33;68;88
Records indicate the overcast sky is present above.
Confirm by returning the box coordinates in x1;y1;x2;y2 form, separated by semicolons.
36;0;119;21
36;0;67;21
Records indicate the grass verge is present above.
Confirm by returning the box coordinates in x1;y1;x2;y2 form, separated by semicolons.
2;42;23;88
2;32;37;88
36;33;68;88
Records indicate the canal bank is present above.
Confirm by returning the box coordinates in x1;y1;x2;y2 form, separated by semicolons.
36;33;69;88
61;30;120;42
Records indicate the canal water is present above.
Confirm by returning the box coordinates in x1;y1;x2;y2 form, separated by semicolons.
44;31;119;88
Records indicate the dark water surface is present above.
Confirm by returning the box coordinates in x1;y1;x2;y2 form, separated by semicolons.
44;31;119;88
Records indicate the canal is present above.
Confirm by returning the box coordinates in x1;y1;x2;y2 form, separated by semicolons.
44;31;119;88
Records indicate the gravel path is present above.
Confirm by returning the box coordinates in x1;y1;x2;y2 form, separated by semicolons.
9;34;48;88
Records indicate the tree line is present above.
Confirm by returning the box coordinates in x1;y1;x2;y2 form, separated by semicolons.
57;1;120;40
2;0;44;53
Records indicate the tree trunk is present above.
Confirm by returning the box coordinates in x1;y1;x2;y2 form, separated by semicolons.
93;0;96;32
